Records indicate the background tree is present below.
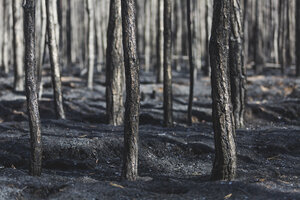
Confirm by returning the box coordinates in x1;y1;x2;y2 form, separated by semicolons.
23;0;43;176
163;0;173;127
106;0;125;126
156;0;164;83
229;0;245;129
46;0;66;119
253;0;264;74
13;0;24;92
86;0;95;89
296;0;300;77
36;0;46;98
2;0;12;74
121;0;140;181
203;0;211;76
210;0;237;180
187;0;194;125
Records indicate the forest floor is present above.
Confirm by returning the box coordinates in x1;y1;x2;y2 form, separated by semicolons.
0;65;299;199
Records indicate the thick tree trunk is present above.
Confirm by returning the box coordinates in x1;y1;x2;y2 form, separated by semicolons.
296;0;300;77
106;0;125;126
46;0;66;119
36;0;46;98
210;0;237;181
86;0;95;89
23;0;42;176
163;0;173;127
156;0;164;83
229;0;245;129
121;0;140;181
187;0;194;125
13;0;24;92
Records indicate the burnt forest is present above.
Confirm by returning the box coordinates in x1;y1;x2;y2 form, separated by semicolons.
0;0;299;199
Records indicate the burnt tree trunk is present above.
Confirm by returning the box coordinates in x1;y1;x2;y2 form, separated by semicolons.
46;0;66;119
13;0;24;92
156;0;164;83
296;0;300;77
144;0;151;72
86;0;95;89
187;0;194;125
23;0;42;176
163;0;173;127
253;0;264;74
203;0;211;76
37;0;46;98
121;0;140;181
229;0;245;129
210;0;237;181
106;0;125;126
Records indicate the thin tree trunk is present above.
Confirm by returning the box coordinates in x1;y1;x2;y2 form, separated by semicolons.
210;0;237;181
230;0;245;129
297;0;300;77
37;0;46;98
243;0;249;67
46;0;65;119
144;0;151;72
23;0;42;176
13;0;24;92
163;0;173;127
86;0;95;89
106;0;125;126
203;0;211;76
253;0;264;74
2;0;12;74
121;0;140;181
0;2;3;69
187;0;194;125
156;0;163;83
286;0;291;67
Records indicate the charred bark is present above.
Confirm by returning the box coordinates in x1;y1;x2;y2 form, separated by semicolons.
187;0;194;125
210;0;237;180
13;0;24;92
23;0;42;176
229;0;245;129
46;0;66;119
156;0;164;83
121;0;140;181
163;0;173;127
106;0;125;126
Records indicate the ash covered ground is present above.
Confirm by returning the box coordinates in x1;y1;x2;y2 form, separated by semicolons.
0;66;299;199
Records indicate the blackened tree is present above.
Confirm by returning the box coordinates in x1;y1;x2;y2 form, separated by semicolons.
229;0;246;129
210;0;237;180
46;0;66;119
163;0;173;127
121;0;140;181
23;0;42;176
106;0;125;126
